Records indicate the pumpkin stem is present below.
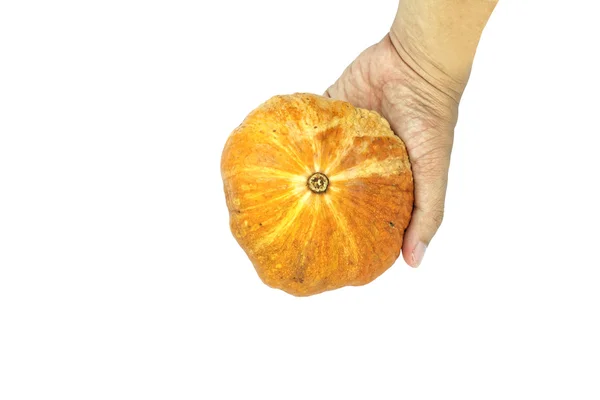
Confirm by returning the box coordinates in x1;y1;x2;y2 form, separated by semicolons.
307;172;329;194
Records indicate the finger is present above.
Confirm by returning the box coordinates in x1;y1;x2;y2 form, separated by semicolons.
401;141;452;268
323;85;340;99
323;79;347;101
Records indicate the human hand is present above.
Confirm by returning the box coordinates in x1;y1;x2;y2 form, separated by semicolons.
324;34;461;267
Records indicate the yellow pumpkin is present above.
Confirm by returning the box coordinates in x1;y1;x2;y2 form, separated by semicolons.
221;93;414;296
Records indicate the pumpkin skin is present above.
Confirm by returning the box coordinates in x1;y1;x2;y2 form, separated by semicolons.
221;93;414;296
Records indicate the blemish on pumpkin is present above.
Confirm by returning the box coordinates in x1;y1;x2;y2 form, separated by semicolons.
389;221;395;228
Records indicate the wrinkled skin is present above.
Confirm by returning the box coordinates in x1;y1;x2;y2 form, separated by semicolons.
325;33;461;267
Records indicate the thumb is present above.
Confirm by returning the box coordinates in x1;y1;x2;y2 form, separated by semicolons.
323;84;341;100
324;70;354;101
401;138;452;268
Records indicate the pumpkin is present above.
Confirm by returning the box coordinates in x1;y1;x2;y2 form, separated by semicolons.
221;93;414;296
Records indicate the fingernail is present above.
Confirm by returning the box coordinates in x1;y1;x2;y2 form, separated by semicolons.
411;241;427;267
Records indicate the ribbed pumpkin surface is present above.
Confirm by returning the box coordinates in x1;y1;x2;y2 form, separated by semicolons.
221;93;413;296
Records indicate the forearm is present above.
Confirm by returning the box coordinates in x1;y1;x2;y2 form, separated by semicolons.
390;0;498;99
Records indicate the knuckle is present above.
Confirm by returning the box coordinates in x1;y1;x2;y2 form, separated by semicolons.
430;207;445;227
411;144;451;178
420;196;446;230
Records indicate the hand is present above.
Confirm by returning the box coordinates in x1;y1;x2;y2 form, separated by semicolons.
325;34;461;267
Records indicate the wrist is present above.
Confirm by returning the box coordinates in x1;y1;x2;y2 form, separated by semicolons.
390;0;497;102
388;29;469;103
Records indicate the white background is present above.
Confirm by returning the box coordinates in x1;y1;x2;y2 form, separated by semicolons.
1;1;599;399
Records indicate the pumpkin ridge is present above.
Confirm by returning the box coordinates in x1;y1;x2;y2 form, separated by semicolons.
295;197;321;284
330;156;410;181
329;192;390;276
241;184;298;200
254;191;311;251
321;127;356;176
323;194;360;272
239;185;306;212
263;132;312;175
224;165;305;182
309;131;323;172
